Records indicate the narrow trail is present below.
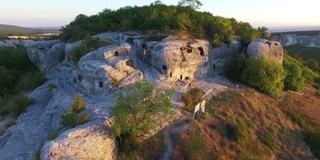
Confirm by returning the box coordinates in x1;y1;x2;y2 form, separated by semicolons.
161;112;192;160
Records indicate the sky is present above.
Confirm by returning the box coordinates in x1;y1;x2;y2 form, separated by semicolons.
0;0;319;28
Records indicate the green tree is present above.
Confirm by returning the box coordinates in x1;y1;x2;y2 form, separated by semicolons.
236;22;256;45
178;0;203;9
241;57;287;98
305;58;319;71
110;81;174;141
283;57;304;91
225;53;247;81
256;26;270;39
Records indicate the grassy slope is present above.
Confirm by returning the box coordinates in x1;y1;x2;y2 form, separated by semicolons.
0;24;33;34
173;88;318;160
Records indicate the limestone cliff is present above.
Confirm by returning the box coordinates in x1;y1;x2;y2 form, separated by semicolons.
282;34;320;48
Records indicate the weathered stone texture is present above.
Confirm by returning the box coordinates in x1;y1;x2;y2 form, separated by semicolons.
247;39;283;64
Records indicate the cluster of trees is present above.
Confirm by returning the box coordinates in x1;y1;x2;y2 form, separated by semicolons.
0;46;46;115
60;1;268;46
226;51;319;98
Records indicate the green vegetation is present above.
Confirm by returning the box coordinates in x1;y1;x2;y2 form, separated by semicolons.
240;57;287;98
60;3;267;47
110;81;174;154
61;94;90;128
285;44;320;62
72;94;86;112
0;46;46;116
240;57;285;98
181;87;204;111
174;90;310;159
7;94;34;116
71;35;113;63
225;53;246;81
283;56;304;91
180;130;209;160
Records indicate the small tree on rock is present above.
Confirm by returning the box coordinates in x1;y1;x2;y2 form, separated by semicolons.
110;81;175;145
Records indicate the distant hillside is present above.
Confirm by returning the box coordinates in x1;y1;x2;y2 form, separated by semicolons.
0;24;33;34
0;24;60;35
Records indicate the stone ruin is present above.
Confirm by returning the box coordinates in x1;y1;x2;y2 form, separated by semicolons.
26;33;284;96
76;42;143;95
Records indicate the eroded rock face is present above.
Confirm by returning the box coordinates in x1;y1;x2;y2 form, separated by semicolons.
247;39;283;64
137;39;211;81
282;34;320;48
77;43;143;95
41;125;116;160
27;40;66;73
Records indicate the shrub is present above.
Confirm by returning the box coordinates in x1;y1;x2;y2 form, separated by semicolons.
225;53;246;81
8;94;34;116
71;35;113;63
72;94;86;112
182;130;209;160
61;108;78;127
13;71;47;93
283;56;304;91
240;57;287;98
77;112;90;124
181;87;204;107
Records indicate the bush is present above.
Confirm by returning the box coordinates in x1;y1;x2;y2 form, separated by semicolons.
77;112;90;124
240;57;287;98
71;35;113;63
13;71;47;93
61;108;78;127
182;130;209;160
181;87;204;107
283;57;304;91
72;94;86;112
225;53;246;81
8;94;34;116
61;94;89;128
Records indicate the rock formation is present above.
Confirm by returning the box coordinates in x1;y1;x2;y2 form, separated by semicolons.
77;43;143;95
0;39;35;48
282;34;320;48
247;38;284;64
41;125;116;160
27;40;65;73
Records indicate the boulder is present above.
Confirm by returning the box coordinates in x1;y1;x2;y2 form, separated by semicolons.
247;39;283;64
28;40;66;73
41;125;116;160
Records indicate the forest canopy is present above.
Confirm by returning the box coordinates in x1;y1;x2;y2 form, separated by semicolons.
60;2;267;45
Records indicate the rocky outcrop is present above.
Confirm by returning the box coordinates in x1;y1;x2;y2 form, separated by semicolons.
0;39;35;48
41;125;116;160
247;39;283;64
28;40;65;73
77;43;143;95
282;34;320;48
